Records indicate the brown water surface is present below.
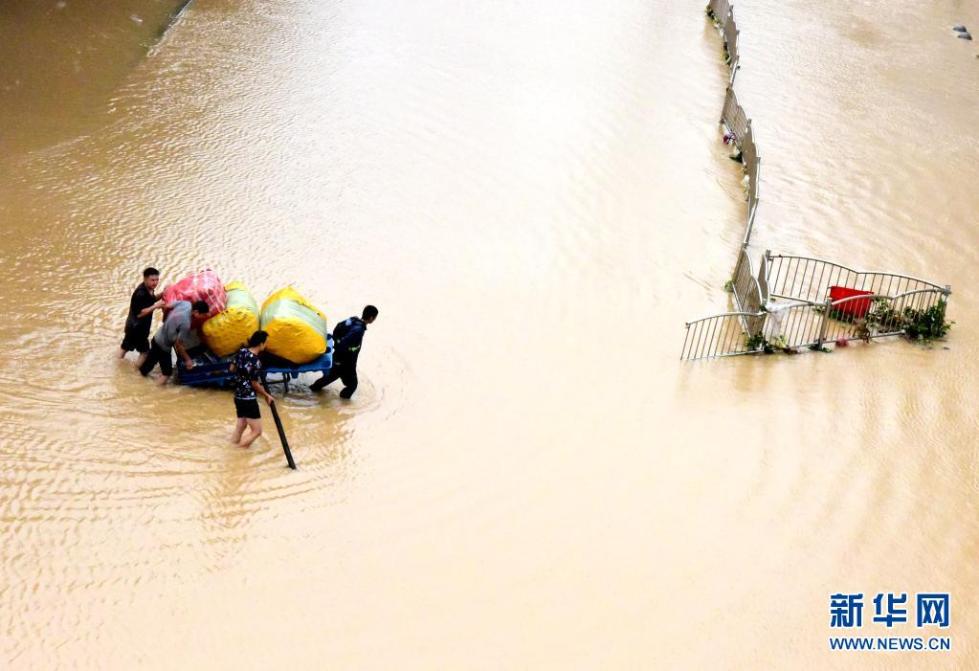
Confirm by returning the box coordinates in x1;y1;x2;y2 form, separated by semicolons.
1;0;978;668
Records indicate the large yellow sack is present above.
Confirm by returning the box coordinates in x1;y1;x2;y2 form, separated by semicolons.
201;281;260;357
260;287;328;364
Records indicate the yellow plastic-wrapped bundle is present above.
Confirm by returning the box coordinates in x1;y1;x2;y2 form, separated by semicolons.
201;281;260;357
260;287;328;364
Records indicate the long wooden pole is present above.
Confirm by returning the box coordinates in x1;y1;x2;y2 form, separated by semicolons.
262;383;296;470
269;401;296;470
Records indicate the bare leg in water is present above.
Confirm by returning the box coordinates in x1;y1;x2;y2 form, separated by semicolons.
231;418;248;445
238;418;264;448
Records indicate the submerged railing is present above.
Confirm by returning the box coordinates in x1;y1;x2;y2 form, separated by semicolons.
731;248;765;334
764;288;950;350
682;312;759;361
685;285;951;360
708;0;732;26
765;253;948;304
719;86;760;247
720;86;749;143
722;11;740;82
683;2;952;361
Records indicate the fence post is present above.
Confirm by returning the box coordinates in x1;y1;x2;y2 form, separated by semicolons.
757;252;769;303
816;297;832;347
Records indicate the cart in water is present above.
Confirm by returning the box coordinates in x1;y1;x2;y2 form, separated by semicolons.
176;336;334;394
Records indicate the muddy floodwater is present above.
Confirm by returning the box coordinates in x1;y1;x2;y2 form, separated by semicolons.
1;0;978;668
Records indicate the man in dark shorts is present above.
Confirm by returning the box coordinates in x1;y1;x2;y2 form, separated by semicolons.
310;305;378;398
139;300;210;385
118;267;164;366
230;330;275;448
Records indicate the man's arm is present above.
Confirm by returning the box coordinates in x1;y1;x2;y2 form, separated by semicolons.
174;340;195;369
137;299;165;319
251;380;275;404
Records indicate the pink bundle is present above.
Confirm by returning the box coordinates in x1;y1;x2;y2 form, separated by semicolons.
162;270;228;319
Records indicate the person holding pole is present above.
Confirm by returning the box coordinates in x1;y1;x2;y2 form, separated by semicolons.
230;330;276;448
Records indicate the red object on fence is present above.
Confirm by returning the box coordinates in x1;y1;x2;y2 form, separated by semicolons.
829;286;874;319
162;269;227;320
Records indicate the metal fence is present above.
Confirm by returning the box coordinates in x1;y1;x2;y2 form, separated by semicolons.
765;252;949;304
720;86;761;248
741;127;760;208
683;247;953;359
741;127;760;244
821;290;948;345
720;86;749;143
722;10;739;80
680;251;766;361
732;248;766;327
706;0;732;26
684;3;952;361
764;289;950;350
714;3;758;250
682;312;762;360
707;0;739;83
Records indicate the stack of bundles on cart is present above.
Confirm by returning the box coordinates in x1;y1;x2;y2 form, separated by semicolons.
201;281;260;356
259;287;329;364
162;272;329;365
162;269;228;318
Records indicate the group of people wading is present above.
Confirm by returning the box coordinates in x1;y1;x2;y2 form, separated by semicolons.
118;267;378;448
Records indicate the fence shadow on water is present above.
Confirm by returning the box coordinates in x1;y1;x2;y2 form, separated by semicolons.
683;1;951;361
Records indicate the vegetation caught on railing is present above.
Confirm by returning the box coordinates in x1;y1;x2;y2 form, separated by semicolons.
745;332;802;355
744;332;765;351
735;295;953;360
854;298;953;343
905;301;953;340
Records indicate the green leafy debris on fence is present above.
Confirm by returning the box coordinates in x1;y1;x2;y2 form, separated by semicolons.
904;301;953;341
852;297;952;343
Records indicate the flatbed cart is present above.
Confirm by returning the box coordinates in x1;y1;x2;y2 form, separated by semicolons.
176;336;334;395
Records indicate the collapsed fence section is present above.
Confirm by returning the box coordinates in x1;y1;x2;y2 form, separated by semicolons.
682;251;765;361
682;312;763;361
732;248;766;319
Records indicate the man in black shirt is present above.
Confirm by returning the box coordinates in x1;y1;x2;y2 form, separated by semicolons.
310;305;378;398
119;267;164;366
